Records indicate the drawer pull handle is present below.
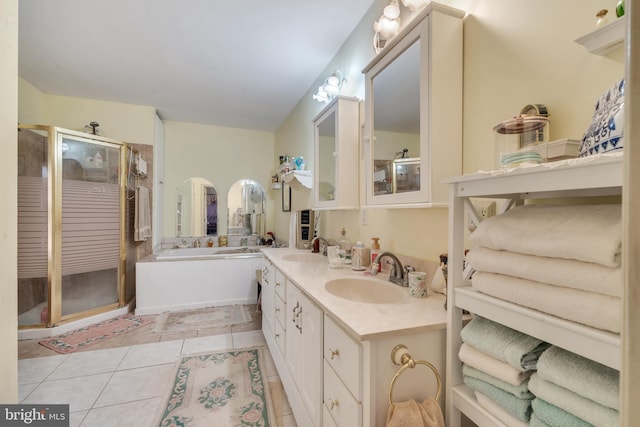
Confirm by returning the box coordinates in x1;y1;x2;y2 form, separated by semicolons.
328;348;340;359
275;333;280;338
275;308;279;313
328;398;339;410
275;282;281;287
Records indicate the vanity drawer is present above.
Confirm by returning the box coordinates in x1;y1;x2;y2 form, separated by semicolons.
273;317;285;357
274;269;286;300
324;315;362;399
274;293;286;328
323;359;362;427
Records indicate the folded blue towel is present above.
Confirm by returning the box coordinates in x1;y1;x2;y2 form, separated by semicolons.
529;413;551;427
529;373;618;427
537;346;619;410
463;376;532;422
461;316;550;371
531;398;591;427
463;364;533;399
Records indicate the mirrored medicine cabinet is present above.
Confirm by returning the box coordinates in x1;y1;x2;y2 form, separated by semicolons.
313;95;360;210
363;3;464;208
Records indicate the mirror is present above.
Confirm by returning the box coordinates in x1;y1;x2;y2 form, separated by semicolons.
364;6;463;207
176;177;217;237
317;110;336;202
227;179;266;236
372;39;420;196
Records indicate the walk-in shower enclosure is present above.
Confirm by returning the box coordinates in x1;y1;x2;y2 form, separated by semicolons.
18;125;127;328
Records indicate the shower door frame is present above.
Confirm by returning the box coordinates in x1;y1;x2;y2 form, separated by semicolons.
18;124;128;328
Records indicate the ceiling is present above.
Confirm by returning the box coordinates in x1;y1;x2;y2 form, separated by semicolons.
18;0;376;132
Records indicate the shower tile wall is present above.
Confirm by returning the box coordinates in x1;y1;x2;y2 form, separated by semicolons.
125;143;154;303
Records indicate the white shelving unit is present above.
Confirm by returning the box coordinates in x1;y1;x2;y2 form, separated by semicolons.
574;16;626;55
444;153;624;427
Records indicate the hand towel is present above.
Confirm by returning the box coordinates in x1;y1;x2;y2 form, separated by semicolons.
466;247;622;297
531;398;591;427
536;345;620;410
459;343;532;387
134;186;152;242
463;365;532;399
469;204;622;267
463;376;532;422
474;391;530;427
529;373;619;427
461;315;549;371
386;398;445;427
472;271;621;333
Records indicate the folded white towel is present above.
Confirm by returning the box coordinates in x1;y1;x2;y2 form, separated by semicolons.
529;374;619;427
469;204;622;268
537;346;619;411
459;343;532;387
466;247;622;297
472;271;621;333
475;391;530;427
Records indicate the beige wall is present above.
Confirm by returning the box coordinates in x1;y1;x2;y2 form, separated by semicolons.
162;120;275;238
1;0;19;403
274;0;625;261
17;81;157;146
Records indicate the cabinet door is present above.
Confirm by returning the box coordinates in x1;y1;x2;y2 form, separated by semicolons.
286;283;324;426
261;260;275;332
313;96;359;210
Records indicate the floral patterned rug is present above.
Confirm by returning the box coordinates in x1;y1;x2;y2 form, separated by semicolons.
156;348;275;427
154;305;252;333
38;313;152;354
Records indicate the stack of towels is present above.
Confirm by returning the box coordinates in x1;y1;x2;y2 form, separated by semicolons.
466;203;623;333
529;346;620;426
459;316;550;425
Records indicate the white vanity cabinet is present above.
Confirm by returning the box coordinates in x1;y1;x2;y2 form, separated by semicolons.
286;283;324;426
262;252;448;427
313;96;360;210
444;154;624;426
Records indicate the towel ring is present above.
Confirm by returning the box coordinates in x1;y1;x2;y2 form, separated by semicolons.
388;344;442;408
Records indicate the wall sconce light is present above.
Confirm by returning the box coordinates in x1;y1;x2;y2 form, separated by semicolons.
401;0;430;12
313;70;346;103
373;0;401;53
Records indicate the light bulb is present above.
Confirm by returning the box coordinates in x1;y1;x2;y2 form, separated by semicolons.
383;1;400;19
327;76;339;88
375;15;401;39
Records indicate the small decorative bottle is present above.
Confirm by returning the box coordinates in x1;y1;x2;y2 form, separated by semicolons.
595;9;609;26
371;237;381;272
616;0;624;17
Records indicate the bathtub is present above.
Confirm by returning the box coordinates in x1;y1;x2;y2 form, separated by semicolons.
156;246;262;260
135;246;264;315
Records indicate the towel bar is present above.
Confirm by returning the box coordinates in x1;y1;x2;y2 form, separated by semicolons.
388;344;442;408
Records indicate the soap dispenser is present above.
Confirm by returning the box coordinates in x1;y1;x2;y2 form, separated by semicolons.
371;237;381;272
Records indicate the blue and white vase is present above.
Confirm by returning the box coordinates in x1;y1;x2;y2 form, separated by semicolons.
579;78;625;157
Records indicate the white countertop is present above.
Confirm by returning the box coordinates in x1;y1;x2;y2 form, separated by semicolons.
262;248;447;341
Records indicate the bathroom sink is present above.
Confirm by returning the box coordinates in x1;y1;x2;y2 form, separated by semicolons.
282;252;325;263
324;278;407;304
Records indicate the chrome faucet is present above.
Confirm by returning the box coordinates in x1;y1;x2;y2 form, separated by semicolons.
371;252;409;287
310;236;330;255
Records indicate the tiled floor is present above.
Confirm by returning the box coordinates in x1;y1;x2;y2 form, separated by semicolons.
18;304;296;427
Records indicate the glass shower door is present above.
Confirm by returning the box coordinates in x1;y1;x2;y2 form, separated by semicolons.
17;127;50;327
58;132;123;320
